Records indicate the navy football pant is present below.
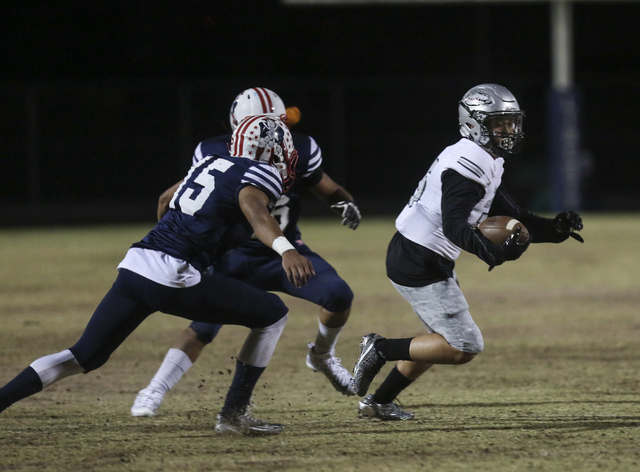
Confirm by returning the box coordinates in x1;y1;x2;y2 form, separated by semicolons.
189;243;353;344
70;268;287;372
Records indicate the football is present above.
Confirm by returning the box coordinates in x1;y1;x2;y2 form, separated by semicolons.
478;216;530;244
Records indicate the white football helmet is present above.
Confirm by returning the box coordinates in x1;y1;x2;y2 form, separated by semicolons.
230;114;298;192
458;84;525;157
229;88;287;130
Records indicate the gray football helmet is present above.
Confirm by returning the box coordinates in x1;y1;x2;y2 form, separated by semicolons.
458;84;525;157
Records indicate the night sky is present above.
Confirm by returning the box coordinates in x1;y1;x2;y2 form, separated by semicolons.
4;1;639;80
2;1;640;223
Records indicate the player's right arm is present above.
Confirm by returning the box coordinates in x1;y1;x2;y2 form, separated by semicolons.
238;185;315;288
157;180;183;221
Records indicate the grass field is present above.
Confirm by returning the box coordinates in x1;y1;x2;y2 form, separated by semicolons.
1;215;639;471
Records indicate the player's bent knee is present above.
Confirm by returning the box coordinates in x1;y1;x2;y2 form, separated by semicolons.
455;351;478;365
253;293;289;328
69;341;115;373
321;281;354;313
189;322;222;345
444;320;484;355
72;352;110;373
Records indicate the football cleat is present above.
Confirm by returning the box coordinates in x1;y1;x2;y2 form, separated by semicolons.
306;343;356;396
358;394;415;421
131;388;165;417
215;412;284;436
352;333;387;397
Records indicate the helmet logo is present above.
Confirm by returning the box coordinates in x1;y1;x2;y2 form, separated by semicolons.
464;90;493;107
230;100;239;127
259;119;283;155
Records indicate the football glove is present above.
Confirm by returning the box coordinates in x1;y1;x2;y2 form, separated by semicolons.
331;201;361;230
489;227;530;271
554;211;584;243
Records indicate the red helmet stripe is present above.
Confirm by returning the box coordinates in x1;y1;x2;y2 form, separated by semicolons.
232;115;263;157
260;87;274;113
252;87;270;114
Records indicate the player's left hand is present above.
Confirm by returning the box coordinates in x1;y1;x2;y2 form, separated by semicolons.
331;201;361;230
554;211;584;243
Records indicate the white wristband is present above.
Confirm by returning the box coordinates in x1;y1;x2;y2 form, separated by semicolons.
272;236;295;256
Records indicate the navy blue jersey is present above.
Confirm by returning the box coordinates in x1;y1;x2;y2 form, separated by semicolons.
193;133;323;244
135;155;282;272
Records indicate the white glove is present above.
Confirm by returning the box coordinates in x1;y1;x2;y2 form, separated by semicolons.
331;201;361;230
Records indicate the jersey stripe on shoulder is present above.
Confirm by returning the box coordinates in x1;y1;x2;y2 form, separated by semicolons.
304;136;322;177
457;156;485;179
193;142;204;166
241;163;283;199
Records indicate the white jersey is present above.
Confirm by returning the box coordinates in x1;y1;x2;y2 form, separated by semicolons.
396;138;505;261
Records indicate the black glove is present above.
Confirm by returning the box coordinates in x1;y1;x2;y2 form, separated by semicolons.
554;211;584;243
331;201;361;230
489;227;530;271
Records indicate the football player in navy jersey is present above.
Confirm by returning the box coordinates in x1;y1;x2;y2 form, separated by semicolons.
131;88;361;417
350;84;584;420
0;115;314;435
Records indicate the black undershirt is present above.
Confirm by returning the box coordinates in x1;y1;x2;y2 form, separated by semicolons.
386;169;564;287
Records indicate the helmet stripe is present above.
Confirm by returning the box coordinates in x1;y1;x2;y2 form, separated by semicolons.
259;88;274;113
253;88;270;113
232;115;263;157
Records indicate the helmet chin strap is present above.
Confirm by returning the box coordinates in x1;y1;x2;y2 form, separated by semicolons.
490;145;511;158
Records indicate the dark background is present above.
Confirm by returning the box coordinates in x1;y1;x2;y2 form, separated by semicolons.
2;0;639;225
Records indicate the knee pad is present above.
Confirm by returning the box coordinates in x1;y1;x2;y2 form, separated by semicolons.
30;349;84;388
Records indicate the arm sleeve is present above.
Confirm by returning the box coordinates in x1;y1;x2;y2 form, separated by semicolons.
441;169;505;266
490;186;568;243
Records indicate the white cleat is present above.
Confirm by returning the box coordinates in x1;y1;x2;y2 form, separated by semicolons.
306;342;356;396
131;388;165;417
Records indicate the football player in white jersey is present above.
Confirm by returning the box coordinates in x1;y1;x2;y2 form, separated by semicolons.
351;84;584;420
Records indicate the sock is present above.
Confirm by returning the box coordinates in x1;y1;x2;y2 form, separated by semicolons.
147;348;193;395
372;366;414;405
375;338;413;362
0;366;43;413
220;360;265;417
237;315;287;368
313;321;343;355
